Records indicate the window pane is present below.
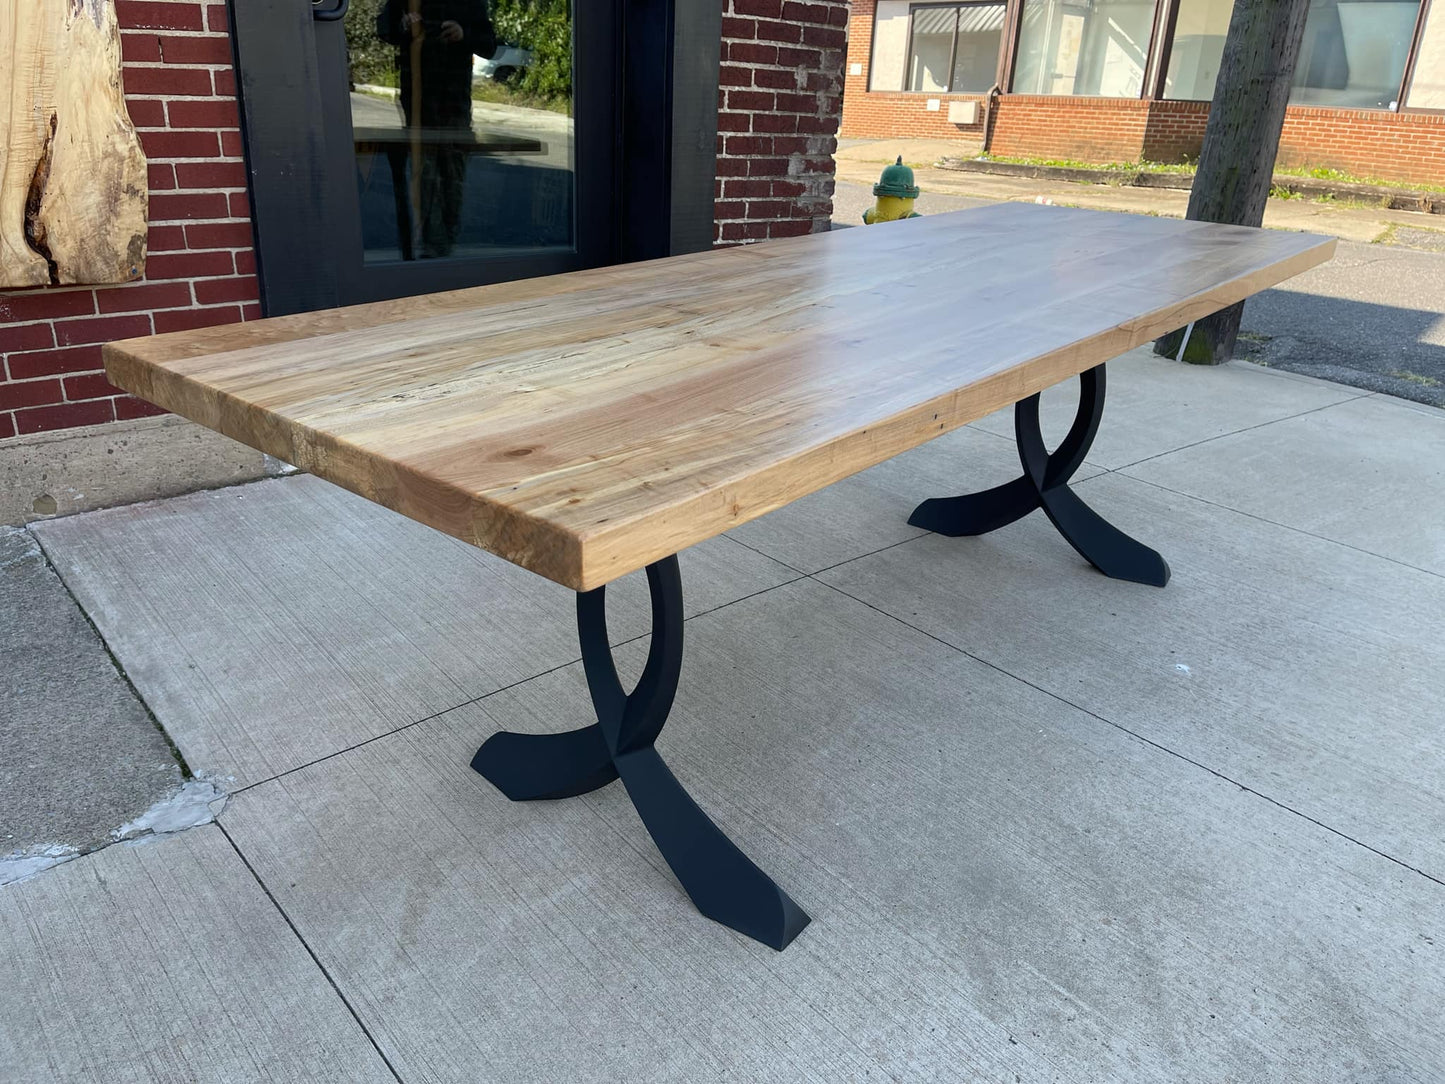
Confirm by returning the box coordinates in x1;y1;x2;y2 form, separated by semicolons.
1291;0;1421;109
1163;0;1234;100
1406;2;1445;108
952;5;1007;91
346;0;576;264
1013;0;1157;97
909;7;959;92
869;0;913;90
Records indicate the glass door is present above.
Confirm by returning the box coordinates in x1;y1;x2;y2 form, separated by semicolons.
311;0;615;305
234;0;719;316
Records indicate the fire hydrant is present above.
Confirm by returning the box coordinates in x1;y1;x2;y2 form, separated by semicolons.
862;157;921;224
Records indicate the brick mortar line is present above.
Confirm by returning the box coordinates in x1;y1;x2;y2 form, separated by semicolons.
0;279;258;318
3;300;253;338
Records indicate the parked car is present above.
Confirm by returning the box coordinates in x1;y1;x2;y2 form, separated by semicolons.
473;45;532;84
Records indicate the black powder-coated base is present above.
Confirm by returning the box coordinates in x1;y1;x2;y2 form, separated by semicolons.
910;364;1170;588
472;557;810;951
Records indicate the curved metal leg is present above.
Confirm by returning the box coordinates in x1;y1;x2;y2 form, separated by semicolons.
470;727;616;801
908;474;1037;536
471;556;810;951
910;365;1170;587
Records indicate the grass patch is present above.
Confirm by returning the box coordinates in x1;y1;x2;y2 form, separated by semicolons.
1389;369;1443;388
471;78;570;115
352;69;569;115
977;154;1445;195
1274;164;1445;195
977;153;1196;174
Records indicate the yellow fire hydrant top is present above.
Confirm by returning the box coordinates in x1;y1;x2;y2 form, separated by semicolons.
863;157;922;224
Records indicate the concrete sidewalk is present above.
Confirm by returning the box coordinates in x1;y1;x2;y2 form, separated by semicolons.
3;347;1443;1081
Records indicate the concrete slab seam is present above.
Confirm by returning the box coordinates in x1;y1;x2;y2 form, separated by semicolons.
1110;472;1445;583
226;572;812;797
1;779;228;887
1106;391;1375;475
805;569;1445;896
26;524;196;778
213;820;406;1084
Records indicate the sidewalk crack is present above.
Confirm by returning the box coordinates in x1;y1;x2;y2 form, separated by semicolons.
216;822;407;1084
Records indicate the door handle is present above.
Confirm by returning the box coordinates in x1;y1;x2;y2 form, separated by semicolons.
312;0;350;20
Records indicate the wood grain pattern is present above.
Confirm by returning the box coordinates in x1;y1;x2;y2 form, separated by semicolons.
103;204;1334;591
0;0;148;287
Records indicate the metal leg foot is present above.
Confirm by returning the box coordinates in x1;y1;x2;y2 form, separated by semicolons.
908;475;1037;536
470;726;617;801
910;364;1170;587
471;556;810;950
615;746;811;951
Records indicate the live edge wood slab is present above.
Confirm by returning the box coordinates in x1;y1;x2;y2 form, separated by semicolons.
103;204;1334;592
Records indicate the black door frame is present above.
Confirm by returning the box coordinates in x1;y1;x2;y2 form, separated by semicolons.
229;0;721;316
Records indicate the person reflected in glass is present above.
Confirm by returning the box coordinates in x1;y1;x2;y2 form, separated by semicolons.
377;0;495;258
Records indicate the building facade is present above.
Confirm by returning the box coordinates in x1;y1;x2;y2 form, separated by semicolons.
0;0;847;445
841;0;1445;183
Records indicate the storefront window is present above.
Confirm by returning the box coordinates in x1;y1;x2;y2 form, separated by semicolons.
1291;0;1422;109
1163;0;1233;100
1013;0;1158;97
869;1;914;90
907;4;1007;93
869;2;1005;92
1405;2;1445;109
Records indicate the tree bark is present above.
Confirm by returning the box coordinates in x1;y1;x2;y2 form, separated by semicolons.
1155;0;1312;364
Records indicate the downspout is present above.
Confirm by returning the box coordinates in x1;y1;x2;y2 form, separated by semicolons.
981;82;1002;154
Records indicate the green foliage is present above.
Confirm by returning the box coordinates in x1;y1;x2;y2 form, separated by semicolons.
341;0;573;106
346;0;398;88
978;154;1196;174
489;0;572;103
1273;163;1445;195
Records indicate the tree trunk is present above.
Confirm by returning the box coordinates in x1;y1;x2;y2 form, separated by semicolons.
1155;0;1312;365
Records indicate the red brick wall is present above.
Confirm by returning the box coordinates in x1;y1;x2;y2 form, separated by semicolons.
714;0;849;243
838;0;988;142
841;5;1445;185
987;96;1153;162
988;96;1445;182
0;0;257;440
1141;100;1210;163
1277;107;1445;187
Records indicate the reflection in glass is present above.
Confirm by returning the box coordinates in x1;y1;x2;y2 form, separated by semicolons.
1291;0;1421;109
869;0;914;90
909;7;957;92
950;6;1005;92
1013;0;1157;97
1162;0;1232;100
344;0;576;263
906;5;1006;93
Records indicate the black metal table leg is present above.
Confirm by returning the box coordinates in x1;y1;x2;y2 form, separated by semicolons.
471;557;810;951
909;364;1170;587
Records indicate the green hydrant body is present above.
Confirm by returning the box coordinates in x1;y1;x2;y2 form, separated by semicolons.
863;157;922;224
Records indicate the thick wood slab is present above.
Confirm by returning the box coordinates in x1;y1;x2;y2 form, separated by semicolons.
0;0;148;287
103;205;1334;590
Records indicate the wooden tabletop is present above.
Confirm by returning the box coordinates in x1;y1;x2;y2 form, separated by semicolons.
104;204;1334;591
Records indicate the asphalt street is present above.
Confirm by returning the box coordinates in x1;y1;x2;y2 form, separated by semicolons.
1240;238;1445;408
833;181;1445;408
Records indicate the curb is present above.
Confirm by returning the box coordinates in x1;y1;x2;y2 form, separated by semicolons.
938;158;1445;216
